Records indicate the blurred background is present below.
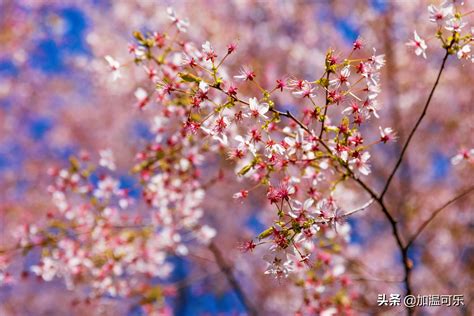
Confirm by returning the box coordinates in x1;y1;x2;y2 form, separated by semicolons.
0;0;473;315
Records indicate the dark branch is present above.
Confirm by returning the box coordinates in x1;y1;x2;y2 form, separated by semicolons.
406;186;474;249
212;52;453;315
208;242;258;316
379;51;450;200
271;105;415;305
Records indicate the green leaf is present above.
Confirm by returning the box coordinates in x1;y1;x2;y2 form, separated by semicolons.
237;163;252;176
258;227;274;240
179;72;201;83
132;31;146;45
140;286;163;305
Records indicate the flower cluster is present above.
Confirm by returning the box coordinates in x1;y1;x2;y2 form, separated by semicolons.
4;1;470;314
10;151;214;312
97;8;398;293
407;1;473;61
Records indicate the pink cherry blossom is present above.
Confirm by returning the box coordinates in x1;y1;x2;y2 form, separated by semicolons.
104;55;121;81
379;126;398;143
451;148;474;165
99;149;116;171
428;2;454;25
406;31;428;58
247;97;269;119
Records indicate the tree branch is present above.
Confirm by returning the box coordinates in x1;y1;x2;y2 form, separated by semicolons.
319;71;331;138
348;174;413;306
208;242;258;316
213;55;454;315
269;102;414;298
379;51;450;200
342;199;374;217
406;186;474;249
269;108;311;134
269;106;415;307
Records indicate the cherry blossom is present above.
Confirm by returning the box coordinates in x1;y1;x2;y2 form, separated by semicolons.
406;31;428;58
263;247;295;278
451;148;474;165
234;66;256;81
379;126;398;143
445;17;467;32
247;97;269;119
428;2;454;25
329;66;351;89
457;44;473;62
166;7;189;32
134;88;149;110
291;80;317;98
349;152;371;176
104;55;121;81
99;149;116;171
3;1;473;314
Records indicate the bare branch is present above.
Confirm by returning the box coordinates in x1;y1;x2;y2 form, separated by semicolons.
406;186;474;248
343;199;375;217
379;50;451;200
208;242;258;316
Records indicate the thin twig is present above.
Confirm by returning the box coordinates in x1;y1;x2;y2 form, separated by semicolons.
210;56;455;315
406;186;474;249
270;108;312;135
208;242;258;316
319;71;331;138
268;103;413;301
0;224;150;255
268;105;414;302
379;51;450;200
348;174;413;302
342;199;375;217
312;199;374;225
349;276;404;283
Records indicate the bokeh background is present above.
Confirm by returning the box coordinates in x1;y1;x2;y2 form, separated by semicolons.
0;0;473;315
